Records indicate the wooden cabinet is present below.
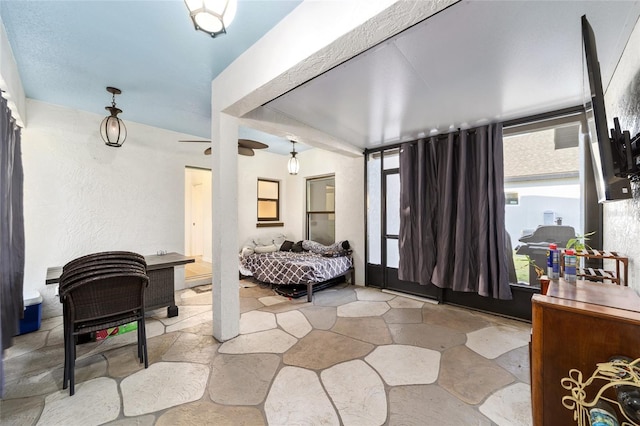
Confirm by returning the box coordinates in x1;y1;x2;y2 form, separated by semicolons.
531;279;640;425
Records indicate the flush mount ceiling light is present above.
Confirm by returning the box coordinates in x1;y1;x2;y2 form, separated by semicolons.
100;87;127;147
288;140;300;175
184;0;237;38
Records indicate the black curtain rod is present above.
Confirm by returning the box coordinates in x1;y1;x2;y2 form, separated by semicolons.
364;128;482;155
502;105;583;128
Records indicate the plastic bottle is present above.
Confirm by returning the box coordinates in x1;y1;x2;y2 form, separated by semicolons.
547;243;560;280
564;249;577;283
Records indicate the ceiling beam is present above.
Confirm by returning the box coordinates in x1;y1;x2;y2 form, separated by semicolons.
212;0;458;154
241;106;363;158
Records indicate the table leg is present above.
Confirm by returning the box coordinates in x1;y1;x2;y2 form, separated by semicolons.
167;305;179;317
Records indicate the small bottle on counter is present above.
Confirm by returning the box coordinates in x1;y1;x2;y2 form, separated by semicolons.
564;249;577;283
547;243;560;280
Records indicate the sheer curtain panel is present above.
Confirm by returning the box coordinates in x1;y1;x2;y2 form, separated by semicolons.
398;124;512;300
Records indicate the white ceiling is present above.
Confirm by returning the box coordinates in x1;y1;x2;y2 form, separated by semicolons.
264;0;640;151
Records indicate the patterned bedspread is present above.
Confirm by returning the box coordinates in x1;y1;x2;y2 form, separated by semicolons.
240;251;353;285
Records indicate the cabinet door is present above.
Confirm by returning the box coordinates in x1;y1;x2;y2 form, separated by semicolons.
531;295;640;426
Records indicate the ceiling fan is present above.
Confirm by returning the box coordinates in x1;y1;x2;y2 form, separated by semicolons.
179;139;268;156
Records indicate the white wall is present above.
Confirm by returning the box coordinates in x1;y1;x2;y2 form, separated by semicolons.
22;100;211;318
21;98;364;320
286;149;365;285
604;17;640;291
237;150;297;247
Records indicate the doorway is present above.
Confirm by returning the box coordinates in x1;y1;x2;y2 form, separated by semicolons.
184;167;212;284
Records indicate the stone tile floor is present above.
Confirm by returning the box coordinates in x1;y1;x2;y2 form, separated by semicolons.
1;281;533;425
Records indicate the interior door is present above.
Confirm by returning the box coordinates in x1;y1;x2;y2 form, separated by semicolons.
190;183;204;256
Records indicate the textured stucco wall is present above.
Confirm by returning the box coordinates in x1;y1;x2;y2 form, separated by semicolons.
285;149;365;285
237;150;297;248
603;18;640;291
22;100;211;319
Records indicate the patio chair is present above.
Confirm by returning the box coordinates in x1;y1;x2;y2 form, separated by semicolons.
59;256;149;395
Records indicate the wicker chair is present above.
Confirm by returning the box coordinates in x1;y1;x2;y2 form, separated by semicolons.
62;251;146;271
59;252;149;396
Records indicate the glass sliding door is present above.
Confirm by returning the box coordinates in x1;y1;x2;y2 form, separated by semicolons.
383;163;440;299
366;153;383;287
365;147;440;299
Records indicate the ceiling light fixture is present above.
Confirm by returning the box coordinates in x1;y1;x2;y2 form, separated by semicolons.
184;0;237;38
100;87;127;147
288;140;300;175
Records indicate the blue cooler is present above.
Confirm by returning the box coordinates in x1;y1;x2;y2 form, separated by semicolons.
19;290;43;335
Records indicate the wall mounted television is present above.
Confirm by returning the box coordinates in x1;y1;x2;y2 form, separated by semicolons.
582;15;635;202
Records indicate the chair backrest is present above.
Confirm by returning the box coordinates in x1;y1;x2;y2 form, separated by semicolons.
63;251;146;272
59;252;148;314
62;258;146;278
59;251;147;302
62;271;149;324
60;265;147;296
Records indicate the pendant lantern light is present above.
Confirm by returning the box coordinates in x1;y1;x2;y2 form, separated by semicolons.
100;87;127;147
288;140;300;175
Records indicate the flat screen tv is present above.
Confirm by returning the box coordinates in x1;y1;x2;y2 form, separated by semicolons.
582;15;632;202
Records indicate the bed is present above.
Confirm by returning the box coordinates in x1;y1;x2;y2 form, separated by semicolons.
239;239;354;301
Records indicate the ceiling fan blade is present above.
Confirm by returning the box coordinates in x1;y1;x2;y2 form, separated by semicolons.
238;146;255;156
238;139;268;150
184;138;265;157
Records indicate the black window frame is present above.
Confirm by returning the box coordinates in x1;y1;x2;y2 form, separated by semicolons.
305;175;335;243
257;178;280;222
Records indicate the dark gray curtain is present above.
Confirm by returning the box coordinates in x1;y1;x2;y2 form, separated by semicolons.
1;93;25;395
398;123;512;299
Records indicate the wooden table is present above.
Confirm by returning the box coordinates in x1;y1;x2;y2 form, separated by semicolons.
47;252;195;318
530;279;640;425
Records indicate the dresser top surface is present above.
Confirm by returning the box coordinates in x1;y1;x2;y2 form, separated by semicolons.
535;279;640;316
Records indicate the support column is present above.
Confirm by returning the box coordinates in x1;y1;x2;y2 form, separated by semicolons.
211;111;239;341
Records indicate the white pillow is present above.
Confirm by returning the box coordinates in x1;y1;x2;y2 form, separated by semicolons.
241;247;254;257
253;233;287;247
254;244;277;253
273;234;286;247
254;236;274;246
241;239;257;250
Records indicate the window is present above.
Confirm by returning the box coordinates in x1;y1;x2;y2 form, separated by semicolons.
505;192;519;205
306;176;335;245
503;116;584;284
257;179;279;222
